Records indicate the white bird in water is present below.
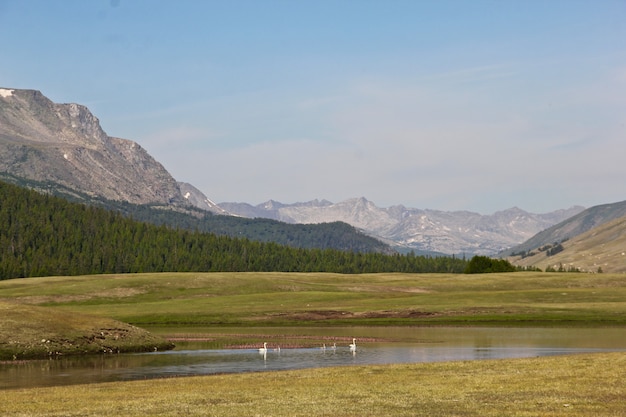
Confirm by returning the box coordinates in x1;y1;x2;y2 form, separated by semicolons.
259;342;268;354
349;338;357;352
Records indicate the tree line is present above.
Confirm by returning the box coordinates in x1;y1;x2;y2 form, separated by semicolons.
0;172;390;253
0;181;468;279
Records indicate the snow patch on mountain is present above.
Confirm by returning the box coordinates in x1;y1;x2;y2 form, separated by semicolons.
178;182;231;215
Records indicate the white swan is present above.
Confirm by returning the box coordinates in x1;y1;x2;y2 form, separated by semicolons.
349;338;357;352
259;342;268;353
321;343;326;350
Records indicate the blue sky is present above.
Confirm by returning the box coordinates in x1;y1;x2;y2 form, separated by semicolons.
1;0;625;214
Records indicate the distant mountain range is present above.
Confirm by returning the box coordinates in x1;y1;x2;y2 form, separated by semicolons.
0;87;602;256
220;199;584;255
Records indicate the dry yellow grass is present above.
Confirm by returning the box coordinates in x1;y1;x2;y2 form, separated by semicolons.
512;216;626;273
0;301;173;359
1;352;625;416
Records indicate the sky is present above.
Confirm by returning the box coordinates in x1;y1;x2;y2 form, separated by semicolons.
1;0;625;214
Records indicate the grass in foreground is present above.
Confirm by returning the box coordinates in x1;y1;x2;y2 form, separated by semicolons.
1;352;625;416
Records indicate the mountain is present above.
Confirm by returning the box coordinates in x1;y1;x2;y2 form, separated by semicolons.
0;88;189;206
501;200;626;258
178;182;231;215
509;214;626;273
220;198;584;256
0;88;234;215
0;87;585;256
0;88;389;253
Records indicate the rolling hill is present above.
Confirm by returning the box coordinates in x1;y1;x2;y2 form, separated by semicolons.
509;214;626;273
502;200;626;257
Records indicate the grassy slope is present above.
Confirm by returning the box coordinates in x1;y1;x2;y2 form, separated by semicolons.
0;301;173;360
1;271;626;327
511;216;626;273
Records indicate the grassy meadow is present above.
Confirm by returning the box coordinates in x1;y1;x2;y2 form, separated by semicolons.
1;271;626;416
1;271;625;327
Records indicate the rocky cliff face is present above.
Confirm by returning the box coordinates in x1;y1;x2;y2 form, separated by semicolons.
0;88;184;205
220;198;585;255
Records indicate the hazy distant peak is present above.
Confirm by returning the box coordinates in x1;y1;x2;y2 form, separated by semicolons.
222;196;585;255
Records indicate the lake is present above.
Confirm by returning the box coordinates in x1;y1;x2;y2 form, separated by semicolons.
2;326;625;390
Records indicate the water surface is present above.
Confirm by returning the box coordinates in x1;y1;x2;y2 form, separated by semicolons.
2;326;624;390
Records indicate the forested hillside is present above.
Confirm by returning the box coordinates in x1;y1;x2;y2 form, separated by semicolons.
0;181;467;279
0;173;389;253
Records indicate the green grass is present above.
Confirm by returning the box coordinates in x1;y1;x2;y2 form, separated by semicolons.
1;352;625;416
1;272;625;326
1;271;626;415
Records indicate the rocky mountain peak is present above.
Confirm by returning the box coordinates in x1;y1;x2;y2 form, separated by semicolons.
1;89;104;148
0;88;186;206
262;200;285;210
178;182;230;215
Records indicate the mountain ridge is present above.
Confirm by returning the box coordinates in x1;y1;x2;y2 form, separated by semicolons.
0;87;184;206
219;198;585;255
501;199;626;258
509;213;626;273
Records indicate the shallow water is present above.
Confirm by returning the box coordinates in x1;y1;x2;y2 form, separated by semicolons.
2;326;625;390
